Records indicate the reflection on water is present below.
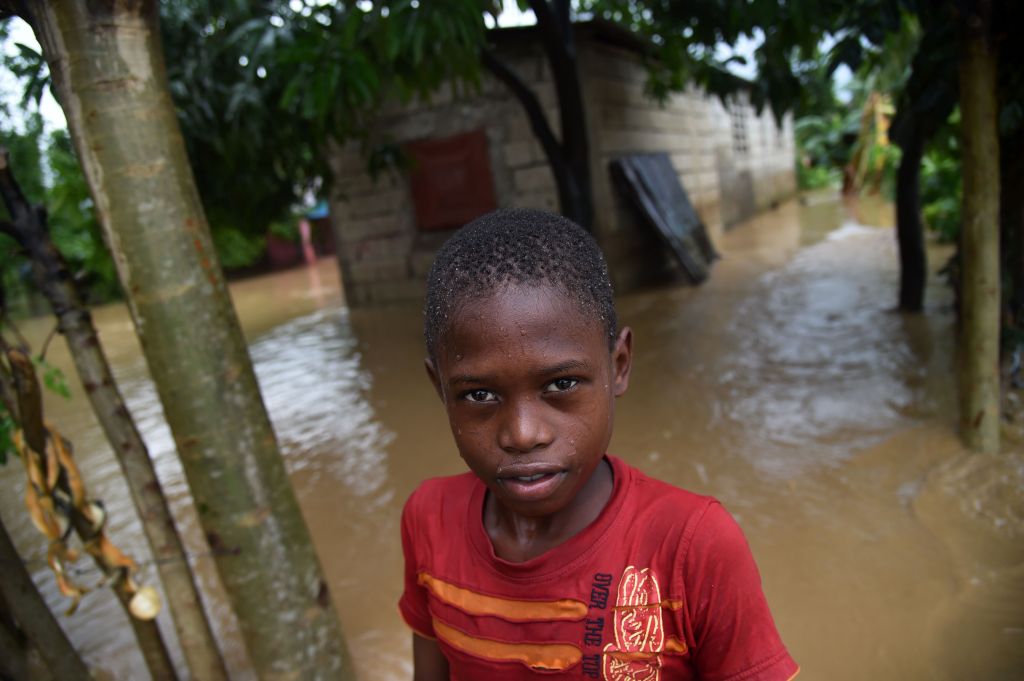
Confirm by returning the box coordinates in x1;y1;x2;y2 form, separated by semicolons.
1;193;1021;680
253;311;393;494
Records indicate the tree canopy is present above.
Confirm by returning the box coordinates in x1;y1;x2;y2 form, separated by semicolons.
161;0;491;246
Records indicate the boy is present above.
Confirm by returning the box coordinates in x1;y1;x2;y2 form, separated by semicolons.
400;208;798;681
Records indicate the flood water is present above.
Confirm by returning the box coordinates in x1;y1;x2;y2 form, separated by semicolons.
2;193;1022;680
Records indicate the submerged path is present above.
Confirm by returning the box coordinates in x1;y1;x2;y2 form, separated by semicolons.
1;194;1021;680
613;195;1023;681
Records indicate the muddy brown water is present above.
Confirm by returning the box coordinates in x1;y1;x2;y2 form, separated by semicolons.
2;194;1022;680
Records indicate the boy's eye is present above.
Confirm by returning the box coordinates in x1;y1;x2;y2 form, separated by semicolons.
545;378;579;393
463;389;497;403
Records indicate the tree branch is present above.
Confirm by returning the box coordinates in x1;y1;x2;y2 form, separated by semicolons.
481;48;565;173
528;0;573;60
528;0;582;117
523;0;593;228
552;0;570;41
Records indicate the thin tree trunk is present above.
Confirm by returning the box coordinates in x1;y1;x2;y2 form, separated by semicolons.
0;149;229;681
480;50;576;210
957;0;1001;453
483;0;594;229
896;128;927;312
0;511;91;681
529;0;593;229
18;2;354;677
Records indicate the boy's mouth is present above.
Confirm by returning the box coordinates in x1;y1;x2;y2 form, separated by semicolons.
496;464;567;501
509;472;550;482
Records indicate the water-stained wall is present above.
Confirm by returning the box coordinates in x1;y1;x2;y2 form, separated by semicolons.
326;27;795;306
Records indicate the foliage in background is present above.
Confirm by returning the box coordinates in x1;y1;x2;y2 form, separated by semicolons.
159;0;317;262
160;0;490;256
267;216;300;241
581;0;757;104
787;11;957;216
0;113;120;310
793;111;854;190
45;130;121;301
2;110;49;310
2;1;490;302
1;30;121;308
790;11;922;195
848;92;899;197
919;118;961;242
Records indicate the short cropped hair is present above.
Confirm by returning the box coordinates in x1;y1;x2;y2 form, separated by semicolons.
424;208;617;359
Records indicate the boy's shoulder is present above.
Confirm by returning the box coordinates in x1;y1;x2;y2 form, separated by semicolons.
613;456;723;530
403;471;480;517
409;470;479;495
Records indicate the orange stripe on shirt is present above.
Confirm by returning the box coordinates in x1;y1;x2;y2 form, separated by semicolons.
432;617;582;671
418;572;588;621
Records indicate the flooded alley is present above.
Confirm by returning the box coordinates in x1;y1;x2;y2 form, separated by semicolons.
1;194;1022;680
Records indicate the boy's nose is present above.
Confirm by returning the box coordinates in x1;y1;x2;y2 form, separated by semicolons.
497;399;553;453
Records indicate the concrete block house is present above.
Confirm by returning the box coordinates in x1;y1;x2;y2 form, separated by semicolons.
326;21;796;306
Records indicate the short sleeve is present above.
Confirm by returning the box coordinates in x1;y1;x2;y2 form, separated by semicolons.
683;502;798;681
398;490;436;638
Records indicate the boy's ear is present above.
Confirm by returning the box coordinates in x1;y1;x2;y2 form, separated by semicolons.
424;357;446;403
611;327;633;397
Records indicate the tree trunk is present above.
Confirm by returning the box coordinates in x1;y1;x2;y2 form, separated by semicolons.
957;1;1001;453
18;1;354;678
0;149;228;681
0;517;91;681
531;0;593;230
484;0;594;230
895;128;927;312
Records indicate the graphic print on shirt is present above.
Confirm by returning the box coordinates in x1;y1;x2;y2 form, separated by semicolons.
602;566;687;681
582;572;613;678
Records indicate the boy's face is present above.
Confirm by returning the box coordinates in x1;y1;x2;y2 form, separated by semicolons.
426;283;632;522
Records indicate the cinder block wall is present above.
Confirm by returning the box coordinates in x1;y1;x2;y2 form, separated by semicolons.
327;39;795;306
582;42;796;292
327;46;560;305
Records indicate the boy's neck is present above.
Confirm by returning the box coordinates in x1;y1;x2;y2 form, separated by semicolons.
483;457;614;563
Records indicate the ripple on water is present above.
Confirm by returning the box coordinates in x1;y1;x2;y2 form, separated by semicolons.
249;309;394;499
717;221;942;475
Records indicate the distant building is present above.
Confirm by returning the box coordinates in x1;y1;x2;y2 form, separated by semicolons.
327;21;795;306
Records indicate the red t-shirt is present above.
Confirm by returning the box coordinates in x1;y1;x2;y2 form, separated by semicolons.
400;455;798;681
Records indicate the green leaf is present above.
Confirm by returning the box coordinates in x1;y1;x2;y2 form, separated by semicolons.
32;357;71;400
